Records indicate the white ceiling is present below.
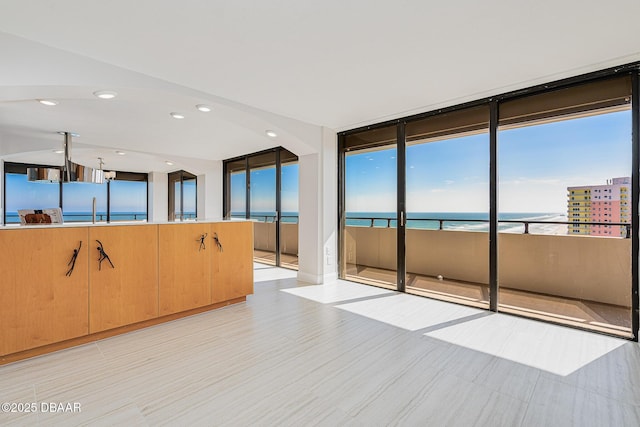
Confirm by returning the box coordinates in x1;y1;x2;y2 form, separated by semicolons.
1;0;640;172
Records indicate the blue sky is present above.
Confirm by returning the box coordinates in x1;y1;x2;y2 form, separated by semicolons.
230;163;298;214
6;109;631;217
6;176;148;214
346;109;631;213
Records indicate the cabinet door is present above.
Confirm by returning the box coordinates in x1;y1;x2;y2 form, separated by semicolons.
89;225;158;333
0;227;88;355
211;222;254;303
159;224;211;315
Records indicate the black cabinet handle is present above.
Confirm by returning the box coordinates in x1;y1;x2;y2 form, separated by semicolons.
96;240;115;270
66;241;82;277
197;233;208;251
213;232;223;252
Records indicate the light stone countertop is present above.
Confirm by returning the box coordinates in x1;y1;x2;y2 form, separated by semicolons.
0;218;251;230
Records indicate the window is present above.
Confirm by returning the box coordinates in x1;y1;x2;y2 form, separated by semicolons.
4;163;60;224
223;148;299;269
498;75;631;335
405;106;490;306
62;182;107;222
109;172;148;221
339;71;636;339
4;162;147;224
168;170;197;221
225;158;247;219
341;124;398;289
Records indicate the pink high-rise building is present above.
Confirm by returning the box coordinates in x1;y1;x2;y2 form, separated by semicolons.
567;177;630;237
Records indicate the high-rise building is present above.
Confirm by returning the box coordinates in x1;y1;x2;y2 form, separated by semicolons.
567;177;631;237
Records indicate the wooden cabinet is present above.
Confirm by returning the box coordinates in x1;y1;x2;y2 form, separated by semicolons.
89;225;158;333
159;223;211;315
211;221;254;303
0;220;253;362
0;227;89;356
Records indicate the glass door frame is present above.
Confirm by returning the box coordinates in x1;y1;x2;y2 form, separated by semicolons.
168;170;197;222
223;147;298;269
396;123;406;292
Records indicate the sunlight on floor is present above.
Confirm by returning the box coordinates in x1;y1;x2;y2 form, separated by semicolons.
424;314;627;376
335;293;484;332
281;280;394;304
279;276;628;376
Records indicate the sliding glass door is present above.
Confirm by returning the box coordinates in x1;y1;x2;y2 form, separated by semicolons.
338;71;638;339
226;158;247;219
168;170;196;221
280;150;299;269
223;147;299;270
341;124;398;290
497;76;633;336
404;106;490;308
249;151;277;265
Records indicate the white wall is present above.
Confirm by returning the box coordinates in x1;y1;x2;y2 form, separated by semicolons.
298;153;321;283
148;172;168;222
321;127;338;281
297;127;338;284
197;161;223;220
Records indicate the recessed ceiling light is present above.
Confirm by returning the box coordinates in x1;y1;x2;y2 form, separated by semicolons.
53;149;64;154
165;161;174;166
38;99;58;106
170;112;185;119
115;151;126;155
196;104;212;112
265;130;277;138
93;90;118;99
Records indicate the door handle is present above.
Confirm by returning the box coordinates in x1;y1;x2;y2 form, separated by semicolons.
212;233;224;252
66;241;82;277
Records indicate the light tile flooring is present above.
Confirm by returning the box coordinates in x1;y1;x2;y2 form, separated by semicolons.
1;264;639;426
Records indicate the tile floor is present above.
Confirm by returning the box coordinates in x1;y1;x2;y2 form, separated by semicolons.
0;264;638;426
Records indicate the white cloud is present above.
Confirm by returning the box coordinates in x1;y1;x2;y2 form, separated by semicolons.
406;183;489;212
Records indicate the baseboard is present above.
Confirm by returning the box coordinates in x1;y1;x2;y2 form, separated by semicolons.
297;271;338;285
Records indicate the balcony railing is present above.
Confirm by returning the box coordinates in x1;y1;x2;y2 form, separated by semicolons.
343;219;632;336
251;217;299;262
231;214;299;224
345;216;631;238
250;215;299;223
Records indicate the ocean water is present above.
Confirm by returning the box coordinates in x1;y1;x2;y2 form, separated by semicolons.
345;212;565;232
5;211;150;224
6;211;563;231
232;211;565;232
232;212;300;224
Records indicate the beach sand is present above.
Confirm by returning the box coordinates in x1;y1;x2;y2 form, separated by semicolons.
501;214;568;235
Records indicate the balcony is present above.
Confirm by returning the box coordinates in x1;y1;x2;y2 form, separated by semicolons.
343;217;632;338
252;216;299;270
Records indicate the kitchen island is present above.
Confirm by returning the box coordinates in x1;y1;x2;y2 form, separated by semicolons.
0;220;253;364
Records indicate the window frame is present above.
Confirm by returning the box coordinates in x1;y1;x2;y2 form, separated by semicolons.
338;63;640;341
